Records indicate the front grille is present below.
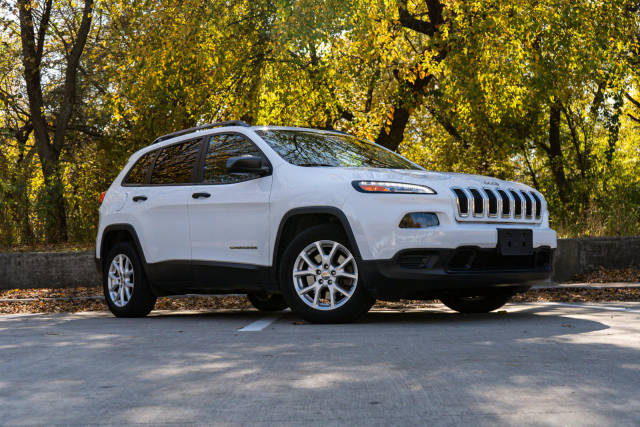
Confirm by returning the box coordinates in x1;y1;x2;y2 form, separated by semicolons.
510;190;523;217
452;188;469;215
484;188;498;216
497;190;510;216
452;187;544;223
469;189;484;216
530;192;542;217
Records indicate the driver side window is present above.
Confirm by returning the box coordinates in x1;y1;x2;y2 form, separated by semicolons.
202;134;264;184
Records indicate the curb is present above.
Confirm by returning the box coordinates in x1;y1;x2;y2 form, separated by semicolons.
533;282;640;290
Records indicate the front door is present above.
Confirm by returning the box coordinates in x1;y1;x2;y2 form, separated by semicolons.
188;133;272;288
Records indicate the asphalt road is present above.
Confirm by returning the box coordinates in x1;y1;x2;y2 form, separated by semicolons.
1;302;640;426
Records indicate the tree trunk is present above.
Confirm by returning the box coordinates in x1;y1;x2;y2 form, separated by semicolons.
18;0;94;243
375;74;433;151
40;158;68;243
14;131;36;245
374;0;446;151
375;105;413;151
18;0;67;242
547;101;569;205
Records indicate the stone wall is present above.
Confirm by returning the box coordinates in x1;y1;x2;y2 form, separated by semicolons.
551;237;640;282
1;237;639;289
0;250;100;289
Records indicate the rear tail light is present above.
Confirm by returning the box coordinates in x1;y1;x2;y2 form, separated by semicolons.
99;192;106;204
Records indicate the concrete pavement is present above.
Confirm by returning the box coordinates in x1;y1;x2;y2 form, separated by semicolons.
1;303;640;426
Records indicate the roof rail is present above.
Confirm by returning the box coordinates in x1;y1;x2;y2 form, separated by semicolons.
151;120;251;144
317;127;349;135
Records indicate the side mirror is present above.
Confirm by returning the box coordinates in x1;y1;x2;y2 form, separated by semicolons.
226;155;271;176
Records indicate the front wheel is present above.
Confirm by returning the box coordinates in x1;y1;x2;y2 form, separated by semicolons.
440;293;512;314
280;224;375;323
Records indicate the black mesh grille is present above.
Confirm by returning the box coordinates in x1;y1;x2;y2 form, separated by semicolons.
396;251;438;269
447;248;552;272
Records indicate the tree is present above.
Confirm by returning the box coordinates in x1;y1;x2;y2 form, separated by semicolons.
16;0;94;242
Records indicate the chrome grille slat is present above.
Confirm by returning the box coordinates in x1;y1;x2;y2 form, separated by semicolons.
461;188;472;217
496;189;511;218
452;187;470;217
530;192;542;219
509;190;523;218
520;191;533;218
469;188;484;217
483;188;498;217
452;187;544;223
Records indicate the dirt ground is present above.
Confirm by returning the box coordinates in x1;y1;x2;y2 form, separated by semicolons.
2;284;639;314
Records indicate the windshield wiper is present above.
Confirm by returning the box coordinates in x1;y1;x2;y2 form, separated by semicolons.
298;163;335;167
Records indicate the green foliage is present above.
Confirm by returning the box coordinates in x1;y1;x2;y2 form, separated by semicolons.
1;0;640;246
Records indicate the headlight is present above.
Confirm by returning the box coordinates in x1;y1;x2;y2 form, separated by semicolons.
352;181;437;194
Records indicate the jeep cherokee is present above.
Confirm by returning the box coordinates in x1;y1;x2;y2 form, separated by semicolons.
96;121;556;323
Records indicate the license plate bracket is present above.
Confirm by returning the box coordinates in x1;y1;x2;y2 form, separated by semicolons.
497;228;533;256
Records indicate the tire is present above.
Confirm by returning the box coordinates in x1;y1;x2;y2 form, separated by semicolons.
102;241;156;317
440;293;512;314
247;292;288;312
279;224;375;323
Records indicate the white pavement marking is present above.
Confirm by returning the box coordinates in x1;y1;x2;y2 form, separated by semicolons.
238;315;281;332
536;302;640;314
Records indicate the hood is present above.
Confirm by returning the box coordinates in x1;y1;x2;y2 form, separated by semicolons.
335;167;535;193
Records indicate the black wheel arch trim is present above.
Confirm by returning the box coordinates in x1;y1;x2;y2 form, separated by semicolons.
271;206;361;282
98;224;149;276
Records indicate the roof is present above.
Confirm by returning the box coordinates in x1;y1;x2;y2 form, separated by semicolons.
151;120;251;144
151;122;350;145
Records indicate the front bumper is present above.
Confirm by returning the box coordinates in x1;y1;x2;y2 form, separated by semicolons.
360;246;554;300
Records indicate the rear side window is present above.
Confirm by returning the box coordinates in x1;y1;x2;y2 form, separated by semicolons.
150;139;202;185
202;134;264;184
123;151;155;185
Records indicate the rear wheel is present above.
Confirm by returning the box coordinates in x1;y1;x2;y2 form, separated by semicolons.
440;293;512;313
247;293;288;312
280;224;375;323
103;242;156;317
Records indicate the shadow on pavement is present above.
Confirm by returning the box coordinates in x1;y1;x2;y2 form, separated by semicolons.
1;303;639;425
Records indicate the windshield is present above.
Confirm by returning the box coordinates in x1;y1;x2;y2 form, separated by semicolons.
255;129;422;170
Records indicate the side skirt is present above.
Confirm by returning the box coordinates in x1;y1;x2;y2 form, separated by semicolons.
145;260;277;296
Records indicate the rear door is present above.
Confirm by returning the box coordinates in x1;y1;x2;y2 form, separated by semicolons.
125;138;203;284
188;132;272;287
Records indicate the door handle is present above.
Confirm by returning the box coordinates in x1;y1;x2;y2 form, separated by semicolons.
132;195;147;202
192;192;211;199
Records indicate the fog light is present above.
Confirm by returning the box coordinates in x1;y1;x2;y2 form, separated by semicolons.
399;213;439;228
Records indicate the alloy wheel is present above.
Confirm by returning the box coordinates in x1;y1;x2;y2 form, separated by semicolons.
107;254;134;307
292;240;358;310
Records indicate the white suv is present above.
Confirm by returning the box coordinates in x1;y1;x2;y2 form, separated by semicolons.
96;121;556;323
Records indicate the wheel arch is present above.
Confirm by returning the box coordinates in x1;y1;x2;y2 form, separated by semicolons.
99;224;148;273
271;206;361;282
